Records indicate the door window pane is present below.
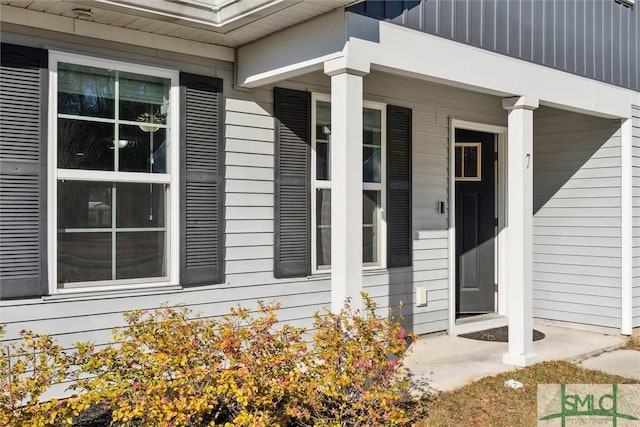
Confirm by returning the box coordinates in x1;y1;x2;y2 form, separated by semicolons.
464;146;478;177
455;143;481;181
316;189;331;268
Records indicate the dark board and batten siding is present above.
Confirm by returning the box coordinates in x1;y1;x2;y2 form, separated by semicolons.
349;0;640;92
0;43;48;299
633;104;640;327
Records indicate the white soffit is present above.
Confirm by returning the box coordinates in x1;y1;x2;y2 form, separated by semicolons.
0;0;357;49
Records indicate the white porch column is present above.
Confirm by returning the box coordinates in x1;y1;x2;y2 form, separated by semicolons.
621;116;633;336
324;57;370;312
502;96;539;367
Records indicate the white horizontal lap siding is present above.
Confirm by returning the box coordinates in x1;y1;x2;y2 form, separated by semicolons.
533;107;622;329
223;92;331;321
632;105;640;328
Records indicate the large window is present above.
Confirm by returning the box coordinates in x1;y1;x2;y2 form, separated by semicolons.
50;53;179;291
311;94;386;272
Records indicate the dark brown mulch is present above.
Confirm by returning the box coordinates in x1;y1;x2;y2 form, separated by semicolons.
459;326;545;342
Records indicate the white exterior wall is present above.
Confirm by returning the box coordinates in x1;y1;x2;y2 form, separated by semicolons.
633;105;640;328
0;21;508;344
532;106;623;328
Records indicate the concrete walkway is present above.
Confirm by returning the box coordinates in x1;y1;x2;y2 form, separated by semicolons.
403;323;638;395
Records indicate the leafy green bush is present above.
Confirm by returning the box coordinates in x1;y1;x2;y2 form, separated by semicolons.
1;296;415;426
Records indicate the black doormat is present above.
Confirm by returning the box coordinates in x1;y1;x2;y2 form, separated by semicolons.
459;326;545;342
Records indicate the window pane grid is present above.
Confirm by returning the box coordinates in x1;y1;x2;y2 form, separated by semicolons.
312;98;385;271
59;227;166;233
57;114;170;129
56;61;172;288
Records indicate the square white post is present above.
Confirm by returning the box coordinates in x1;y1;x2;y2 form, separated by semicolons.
324;57;369;312
502;96;538;367
621;116;633;335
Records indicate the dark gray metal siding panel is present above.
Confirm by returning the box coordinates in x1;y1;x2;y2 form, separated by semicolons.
603;0;613;83
468;0;483;47
554;0;565;70
532;0;545;64
575;0;586;76
454;0;468;43
521;0;534;61
565;0;576;74
508;0;521;58
0;43;48;299
439;0;454;39
482;0;496;51
544;0;556;66
348;0;640;92
620;2;630;87
496;0;510;55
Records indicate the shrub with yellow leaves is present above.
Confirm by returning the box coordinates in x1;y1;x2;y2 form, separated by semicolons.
1;295;415;426
0;325;72;426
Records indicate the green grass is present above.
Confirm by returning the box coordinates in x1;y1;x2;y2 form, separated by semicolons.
411;360;639;427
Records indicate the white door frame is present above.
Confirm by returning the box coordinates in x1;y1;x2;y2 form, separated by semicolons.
449;119;508;335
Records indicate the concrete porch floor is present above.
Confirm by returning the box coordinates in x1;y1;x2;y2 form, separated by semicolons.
403;323;636;394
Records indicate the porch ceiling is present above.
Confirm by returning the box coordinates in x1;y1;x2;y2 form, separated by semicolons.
0;0;357;47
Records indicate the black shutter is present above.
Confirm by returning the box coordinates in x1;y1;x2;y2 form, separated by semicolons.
180;73;224;286
0;43;48;299
274;88;311;278
387;105;412;268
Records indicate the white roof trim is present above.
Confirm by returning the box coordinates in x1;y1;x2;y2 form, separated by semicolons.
0;5;235;62
238;12;634;119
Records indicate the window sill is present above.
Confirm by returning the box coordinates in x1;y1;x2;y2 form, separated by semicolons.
42;284;183;302
308;266;395;278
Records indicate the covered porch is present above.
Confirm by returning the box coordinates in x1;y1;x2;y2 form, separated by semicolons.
237;10;635;366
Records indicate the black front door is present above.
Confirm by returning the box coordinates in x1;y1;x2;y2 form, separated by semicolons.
455;129;496;315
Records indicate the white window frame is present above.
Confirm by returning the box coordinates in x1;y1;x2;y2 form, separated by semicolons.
48;51;180;294
310;93;387;274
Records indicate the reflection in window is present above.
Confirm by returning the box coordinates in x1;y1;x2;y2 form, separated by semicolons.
312;98;385;270
55;59;173;288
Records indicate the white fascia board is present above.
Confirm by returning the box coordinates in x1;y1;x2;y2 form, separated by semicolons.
237;9;348;87
358;19;633;119
0;5;234;62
